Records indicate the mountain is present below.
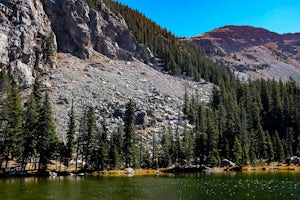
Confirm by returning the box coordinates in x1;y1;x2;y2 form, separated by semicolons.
184;25;300;82
0;0;212;136
1;0;300;170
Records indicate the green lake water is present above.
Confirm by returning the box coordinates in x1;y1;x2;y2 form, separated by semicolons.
0;172;299;200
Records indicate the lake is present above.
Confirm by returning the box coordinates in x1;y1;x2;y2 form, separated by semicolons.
0;172;299;200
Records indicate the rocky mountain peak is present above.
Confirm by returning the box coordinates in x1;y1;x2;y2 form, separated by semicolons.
190;25;281;52
185;25;300;82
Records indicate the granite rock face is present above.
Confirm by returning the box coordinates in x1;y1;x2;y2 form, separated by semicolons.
41;0;146;60
0;0;147;87
0;0;55;87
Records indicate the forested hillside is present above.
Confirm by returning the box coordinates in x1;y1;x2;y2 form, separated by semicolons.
100;0;300;165
0;0;300;173
184;78;300;166
85;0;231;86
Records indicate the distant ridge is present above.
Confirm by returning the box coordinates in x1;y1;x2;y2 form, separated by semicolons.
184;25;300;82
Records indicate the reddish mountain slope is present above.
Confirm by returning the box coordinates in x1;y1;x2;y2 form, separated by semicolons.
184;25;300;82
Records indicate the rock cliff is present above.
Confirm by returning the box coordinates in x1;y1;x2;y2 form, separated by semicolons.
41;0;146;60
0;0;148;88
0;0;54;87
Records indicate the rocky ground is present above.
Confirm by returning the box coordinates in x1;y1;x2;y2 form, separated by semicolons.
43;52;212;144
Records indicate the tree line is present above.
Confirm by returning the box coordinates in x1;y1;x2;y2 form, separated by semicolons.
0;72;57;172
184;77;300;166
1;70;300;172
0;72;165;171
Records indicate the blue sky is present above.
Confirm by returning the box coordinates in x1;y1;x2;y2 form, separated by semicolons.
115;0;300;37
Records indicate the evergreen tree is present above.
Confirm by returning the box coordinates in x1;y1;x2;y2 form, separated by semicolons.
256;124;267;160
37;92;57;172
232;136;243;165
159;128;172;168
44;32;56;64
183;87;189;115
273;131;284;163
284;127;294;158
182;123;193;166
174;130;183;166
97;116;109;170
75;107;88;171
151;132;158;169
22;94;38;170
123;99;137;168
206;109;220;166
32;75;43;110
65;100;76;167
265;131;274;164
109;126;122;169
84;106;97;170
240;130;250;165
2;79;24;168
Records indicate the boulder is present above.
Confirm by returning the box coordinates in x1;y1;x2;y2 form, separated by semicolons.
135;110;148;125
220;159;236;167
291;156;300;165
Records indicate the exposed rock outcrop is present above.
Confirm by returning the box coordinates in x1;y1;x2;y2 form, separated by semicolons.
0;0;55;88
0;0;148;87
41;0;146;60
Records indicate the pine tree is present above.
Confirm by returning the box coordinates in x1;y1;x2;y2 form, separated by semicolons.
206;109;220;166
32;75;43;110
273;131;284;162
109;126;122;169
182;123;193;166
232;136;243;165
240;130;250;165
174;130;183;167
183;87;189;115
151;131;158;169
265;131;274;164
160;128;172;168
44;32;56;64
65;100;76;167
84;106;97;170
98;116;109;170
123;99;137;168
22;94;38;170
75;107;88;171
37;92;57;172
256;124;267;160
2;79;24;168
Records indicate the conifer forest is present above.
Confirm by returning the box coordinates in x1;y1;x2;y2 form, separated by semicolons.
0;0;299;172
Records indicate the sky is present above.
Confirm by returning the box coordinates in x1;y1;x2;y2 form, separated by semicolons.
115;0;300;37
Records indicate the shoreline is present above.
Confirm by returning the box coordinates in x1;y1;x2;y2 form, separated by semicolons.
1;165;300;178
